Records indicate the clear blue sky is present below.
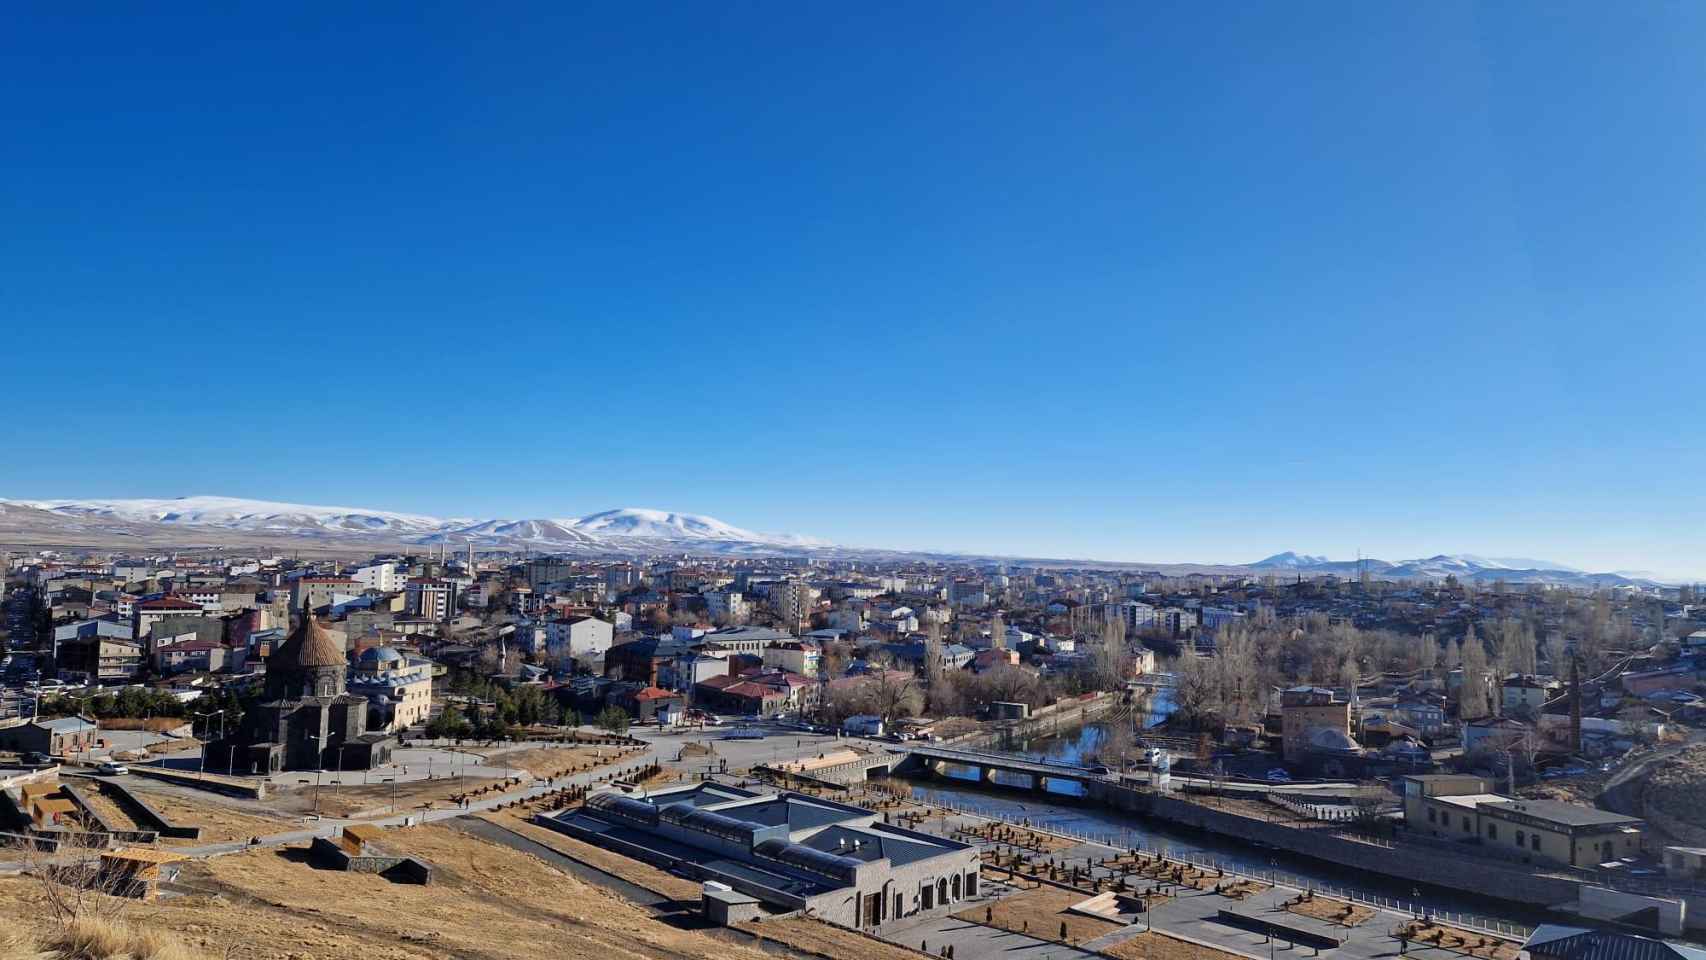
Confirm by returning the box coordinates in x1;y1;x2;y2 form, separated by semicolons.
4;3;1705;578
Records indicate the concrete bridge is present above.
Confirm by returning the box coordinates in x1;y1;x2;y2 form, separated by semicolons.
898;744;1102;792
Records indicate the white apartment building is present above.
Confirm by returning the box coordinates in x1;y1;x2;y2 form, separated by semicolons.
173;586;224;612
1201;606;1246;634
1107;601;1156;631
763;640;823;677
352;562;400;593
545;615;614;660
705;589;751;624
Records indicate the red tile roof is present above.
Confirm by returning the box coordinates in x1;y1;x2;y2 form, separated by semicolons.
138;597;204;611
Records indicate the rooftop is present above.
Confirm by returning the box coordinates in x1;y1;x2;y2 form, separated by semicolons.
1435;793;1507;810
1484;798;1646;828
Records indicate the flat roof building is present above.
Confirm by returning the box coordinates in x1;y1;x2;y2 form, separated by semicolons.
543;782;978;931
1402;775;1646;868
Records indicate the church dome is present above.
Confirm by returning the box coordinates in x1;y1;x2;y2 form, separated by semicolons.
271;614;347;669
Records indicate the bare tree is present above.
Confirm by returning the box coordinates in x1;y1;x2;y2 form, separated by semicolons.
1543;632;1570;675
1099;717;1138;773
1170;648;1220;730
12;831;137;925
1459;627;1492;721
1418;631;1438;675
1214;625;1259;724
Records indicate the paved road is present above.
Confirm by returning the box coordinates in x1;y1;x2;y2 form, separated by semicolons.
883;913;1102;960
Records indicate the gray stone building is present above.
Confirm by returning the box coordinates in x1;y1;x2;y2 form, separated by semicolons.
211;614;394;774
544;782;979;930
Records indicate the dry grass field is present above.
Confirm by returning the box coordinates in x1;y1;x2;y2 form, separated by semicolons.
0;824;779;960
1101;931;1248;960
952;885;1123;945
478;814;703;901
736;917;925;960
1397;921;1520;960
128;790;302;844
1286;895;1374;927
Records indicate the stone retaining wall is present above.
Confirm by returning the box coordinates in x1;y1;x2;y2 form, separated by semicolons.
1099;786;1582;907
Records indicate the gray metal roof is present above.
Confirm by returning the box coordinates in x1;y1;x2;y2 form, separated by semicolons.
1482;799;1644;828
1526;925;1706;960
35;717;97;733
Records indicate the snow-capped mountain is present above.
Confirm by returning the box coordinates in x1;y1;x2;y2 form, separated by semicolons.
1252;552;1333;568
2;497;823;555
0;495;1666;583
18;496;456;536
1248;551;1647;586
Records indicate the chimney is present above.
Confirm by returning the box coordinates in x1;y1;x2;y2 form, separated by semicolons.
1570;654;1583;754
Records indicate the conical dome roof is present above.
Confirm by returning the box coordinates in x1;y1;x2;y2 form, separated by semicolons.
271;613;347;668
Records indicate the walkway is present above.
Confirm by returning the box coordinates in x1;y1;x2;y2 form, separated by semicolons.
0;746;657;869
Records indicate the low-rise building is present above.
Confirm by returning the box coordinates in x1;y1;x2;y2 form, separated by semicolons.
1280;686;1354;763
1523;925;1706;960
347;646;434;731
548;782;979;931
0;716;99;755
1501;675;1558;715
1402;775;1646;868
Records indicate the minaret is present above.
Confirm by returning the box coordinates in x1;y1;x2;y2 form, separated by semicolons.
467;539;474;571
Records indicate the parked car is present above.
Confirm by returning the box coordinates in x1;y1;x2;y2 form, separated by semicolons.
96;761;129;775
20;751;50;766
1265;768;1292;782
1086;765;1112;777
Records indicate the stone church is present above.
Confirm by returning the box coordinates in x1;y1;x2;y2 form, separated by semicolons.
214;613;395;774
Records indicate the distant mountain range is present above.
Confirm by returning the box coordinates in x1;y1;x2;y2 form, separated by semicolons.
1247;552;1653;587
0;495;1671;586
0;496;826;556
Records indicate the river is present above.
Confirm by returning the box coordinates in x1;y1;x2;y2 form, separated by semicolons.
895;713;1551;928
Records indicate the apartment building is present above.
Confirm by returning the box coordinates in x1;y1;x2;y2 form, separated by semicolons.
352;562;400;593
292;576;362;613
404;578;457;621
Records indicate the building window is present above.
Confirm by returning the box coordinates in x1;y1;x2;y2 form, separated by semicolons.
1516;830;1525;846
1463;816;1472;833
1427;808;1436;823
1487;824;1497;840
1531;835;1540;851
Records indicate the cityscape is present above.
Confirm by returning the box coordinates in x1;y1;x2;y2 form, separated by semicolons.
6;4;1706;960
3;504;1705;960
